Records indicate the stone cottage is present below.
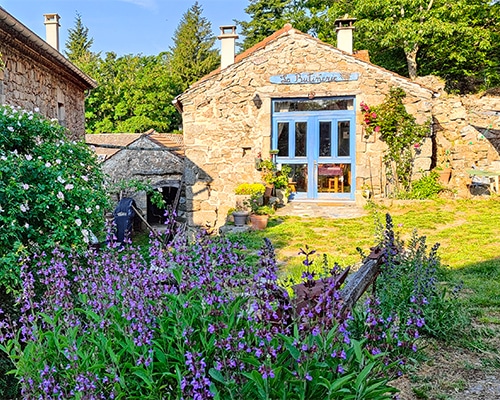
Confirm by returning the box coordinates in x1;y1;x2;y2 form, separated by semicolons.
0;7;96;139
175;21;440;229
86;130;185;224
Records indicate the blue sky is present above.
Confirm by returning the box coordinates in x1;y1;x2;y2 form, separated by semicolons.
0;0;249;56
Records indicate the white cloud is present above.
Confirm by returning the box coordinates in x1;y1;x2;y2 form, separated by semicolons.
119;0;158;10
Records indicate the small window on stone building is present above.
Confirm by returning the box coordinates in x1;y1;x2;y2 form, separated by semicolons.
58;102;65;127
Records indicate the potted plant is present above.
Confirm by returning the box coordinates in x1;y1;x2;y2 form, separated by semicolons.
246;194;275;230
232;203;249;227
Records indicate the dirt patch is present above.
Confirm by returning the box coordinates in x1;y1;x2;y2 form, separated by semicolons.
392;331;500;400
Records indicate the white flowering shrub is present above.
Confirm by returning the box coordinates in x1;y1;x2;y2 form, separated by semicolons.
0;105;108;291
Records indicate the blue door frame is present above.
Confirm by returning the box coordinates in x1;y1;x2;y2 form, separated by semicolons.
272;98;356;200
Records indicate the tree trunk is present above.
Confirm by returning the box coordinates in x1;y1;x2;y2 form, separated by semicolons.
405;42;419;80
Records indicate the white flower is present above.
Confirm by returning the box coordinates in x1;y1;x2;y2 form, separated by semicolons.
20;203;29;212
22;183;29;190
56;159;62;164
86;207;92;214
45;162;52;168
57;176;66;184
28;115;33;120
25;154;33;161
7;126;14;132
75;205;80;211
24;223;30;229
82;175;89;182
75;219;82;227
57;191;64;200
95;205;100;210
1;156;7;161
34;107;40;112
65;184;74;190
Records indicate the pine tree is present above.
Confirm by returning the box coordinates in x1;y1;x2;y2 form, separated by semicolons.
65;12;100;75
168;2;219;89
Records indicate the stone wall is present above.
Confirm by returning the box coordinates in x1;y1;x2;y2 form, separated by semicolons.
0;39;87;140
179;27;435;229
432;93;500;196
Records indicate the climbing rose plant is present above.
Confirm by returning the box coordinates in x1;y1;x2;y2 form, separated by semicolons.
0;104;108;291
361;87;430;194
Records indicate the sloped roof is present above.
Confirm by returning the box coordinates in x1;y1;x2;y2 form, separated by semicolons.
0;6;96;89
85;130;184;161
179;24;435;97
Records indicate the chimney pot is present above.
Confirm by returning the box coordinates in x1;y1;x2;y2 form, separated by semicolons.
44;13;61;51
218;25;238;69
334;15;356;54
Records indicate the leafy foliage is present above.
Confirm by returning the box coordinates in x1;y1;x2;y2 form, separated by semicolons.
361;88;429;194
238;0;298;50
84;53;183;133
399;171;444;200
168;1;220;90
0;105;108;291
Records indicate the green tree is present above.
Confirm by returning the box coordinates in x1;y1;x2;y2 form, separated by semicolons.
238;0;296;50
85;53;182;133
64;11;100;75
299;0;500;92
168;2;219;89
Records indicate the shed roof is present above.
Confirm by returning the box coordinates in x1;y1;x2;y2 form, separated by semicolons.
85;130;185;161
0;6;96;90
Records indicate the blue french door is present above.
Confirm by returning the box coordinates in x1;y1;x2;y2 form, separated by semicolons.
272;98;356;200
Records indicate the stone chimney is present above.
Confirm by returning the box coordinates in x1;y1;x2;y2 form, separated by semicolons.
334;15;356;54
43;13;61;51
218;25;238;69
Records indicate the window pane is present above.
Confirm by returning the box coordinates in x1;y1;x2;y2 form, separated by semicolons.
274;98;354;112
277;122;289;157
287;164;307;193
295;122;307;157
337;121;350;157
319;121;331;157
317;163;351;193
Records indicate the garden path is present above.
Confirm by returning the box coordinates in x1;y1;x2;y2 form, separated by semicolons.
275;200;367;219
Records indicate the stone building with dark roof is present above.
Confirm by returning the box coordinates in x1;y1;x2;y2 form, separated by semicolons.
0;7;96;139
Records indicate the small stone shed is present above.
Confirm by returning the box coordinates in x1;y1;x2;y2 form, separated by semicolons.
0;7;96;139
86;130;185;224
175;22;500;230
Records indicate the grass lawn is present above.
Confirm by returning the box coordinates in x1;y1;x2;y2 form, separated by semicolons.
227;197;500;399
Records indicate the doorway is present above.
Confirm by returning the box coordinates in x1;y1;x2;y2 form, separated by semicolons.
272;97;356;200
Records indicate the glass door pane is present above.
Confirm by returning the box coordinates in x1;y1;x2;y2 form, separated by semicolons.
317;163;351;194
295;122;307;157
277;122;289;157
319;121;332;157
337;121;350;157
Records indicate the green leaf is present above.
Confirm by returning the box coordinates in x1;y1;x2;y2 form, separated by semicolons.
208;368;226;384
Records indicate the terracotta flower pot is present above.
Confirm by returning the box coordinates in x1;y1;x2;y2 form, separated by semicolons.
438;168;452;185
249;214;269;230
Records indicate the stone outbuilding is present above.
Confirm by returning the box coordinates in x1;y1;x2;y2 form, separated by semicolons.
86;131;185;224
175;22;440;229
0;7;96;139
